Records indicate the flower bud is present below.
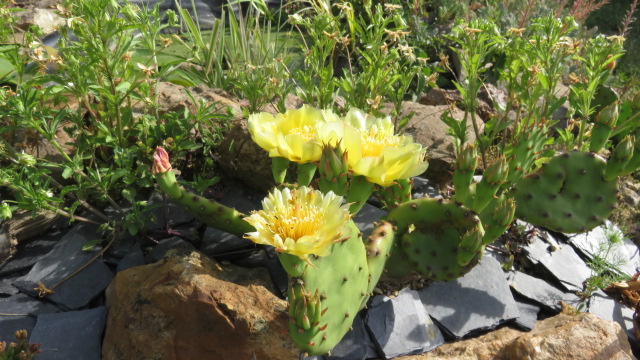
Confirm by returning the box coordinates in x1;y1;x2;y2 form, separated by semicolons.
152;147;172;174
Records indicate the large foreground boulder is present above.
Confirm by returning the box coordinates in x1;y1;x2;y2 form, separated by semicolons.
102;248;298;360
399;311;634;360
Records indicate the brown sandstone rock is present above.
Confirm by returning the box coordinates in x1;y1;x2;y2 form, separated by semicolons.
399;312;635;360
154;82;244;120
397;326;524;360
102;249;298;360
216;119;276;191
503;312;634;360
398;102;475;187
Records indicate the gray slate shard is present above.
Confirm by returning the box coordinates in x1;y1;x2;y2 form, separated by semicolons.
353;203;387;239
30;307;107;360
587;290;635;340
327;315;375;360
0;238;58;277
12;223;113;311
144;236;196;263
145;191;195;230
201;226;254;257
0;293;59;343
568;221;640;277
514;301;539;331
522;236;591;292
116;244;145;272
0;277;19;296
507;271;583;313
411;177;441;199
217;184;265;215
419;256;520;338
365;288;445;358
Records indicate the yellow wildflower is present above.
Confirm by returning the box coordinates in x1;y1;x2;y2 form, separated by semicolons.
244;187;352;263
321;109;428;186
248;105;337;164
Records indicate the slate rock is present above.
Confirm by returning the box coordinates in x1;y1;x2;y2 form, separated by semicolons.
0;277;19;296
116;244;145;272
507;271;583;313
0;293;59;343
353;203;387;239
30;307;107;360
419;256;520;338
513;301;539;331
568;221;640;277
411;176;441;199
201;226;254;258
366;288;444;358
103;233;140;266
217;183;265;215
145;191;195;230
12;223;113;311
587;290;636;341
522;235;592;292
144;236;196;263
0;238;58;277
328;315;376;360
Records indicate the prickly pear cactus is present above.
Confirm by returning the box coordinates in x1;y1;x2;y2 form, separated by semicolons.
286;221;370;355
372;178;413;209
384;198;485;281
513;151;617;233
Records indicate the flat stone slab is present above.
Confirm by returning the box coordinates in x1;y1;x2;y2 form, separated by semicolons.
145;191;195;230
327;314;376;360
568;221;640;277
587;290;635;340
0;238;58;277
116;244;145;272
514;301;539;331
419;256;520;338
201;226;254;259
411;177;441;199
13;223;113;311
144;236;196;263
30;307;107;360
507;271;583;313
522;235;591;292
0;293;59;343
0;277;19;296
366;288;444;358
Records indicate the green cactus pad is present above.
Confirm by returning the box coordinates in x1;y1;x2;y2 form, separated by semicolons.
365;221;395;294
385;198;485;282
513;151;617;233
288;221;370;355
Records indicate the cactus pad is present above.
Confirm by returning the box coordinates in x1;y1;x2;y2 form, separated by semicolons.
513;151;617;233
385;198;485;281
288;221;370;355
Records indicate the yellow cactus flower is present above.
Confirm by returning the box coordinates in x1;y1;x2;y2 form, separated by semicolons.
247;105;338;164
243;186;352;264
341;109;428;186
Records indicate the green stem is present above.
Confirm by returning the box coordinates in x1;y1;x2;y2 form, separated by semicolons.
155;170;254;237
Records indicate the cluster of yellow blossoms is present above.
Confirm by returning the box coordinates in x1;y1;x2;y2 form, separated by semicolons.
244;105;428;261
247;105;428;187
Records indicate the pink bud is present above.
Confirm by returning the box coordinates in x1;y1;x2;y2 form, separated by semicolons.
152;147;172;174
